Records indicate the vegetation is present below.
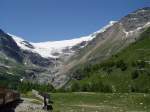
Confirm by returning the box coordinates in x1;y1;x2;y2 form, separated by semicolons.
17;81;55;93
0;67;55;93
51;92;150;112
0;27;150;94
0;73;55;93
67;27;150;93
70;77;112;93
0;56;55;93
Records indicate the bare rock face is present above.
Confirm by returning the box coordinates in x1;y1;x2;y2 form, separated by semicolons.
55;7;150;87
120;7;150;31
0;29;23;62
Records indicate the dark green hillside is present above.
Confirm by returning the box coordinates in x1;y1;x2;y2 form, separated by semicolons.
0;56;55;93
69;27;150;93
0;56;24;87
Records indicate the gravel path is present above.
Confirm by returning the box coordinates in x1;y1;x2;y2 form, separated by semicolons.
15;98;47;112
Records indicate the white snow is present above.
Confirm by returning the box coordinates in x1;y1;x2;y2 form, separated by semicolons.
20;78;24;82
31;35;94;58
94;21;117;34
10;34;94;58
137;9;147;13
9;34;32;51
10;21;117;58
143;22;150;27
130;18;138;20
123;22;150;37
91;21;117;37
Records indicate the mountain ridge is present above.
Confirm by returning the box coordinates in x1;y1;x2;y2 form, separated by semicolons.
56;7;150;88
11;21;117;58
0;7;150;88
68;26;150;93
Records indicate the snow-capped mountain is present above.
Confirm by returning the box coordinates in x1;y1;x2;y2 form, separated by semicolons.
11;21;117;58
0;7;150;88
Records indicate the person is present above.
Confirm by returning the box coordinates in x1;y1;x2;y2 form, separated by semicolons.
42;93;53;111
43;95;47;110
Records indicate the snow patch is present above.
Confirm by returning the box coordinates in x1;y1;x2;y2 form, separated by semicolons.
10;21;117;58
123;22;150;37
10;34;94;58
91;21;117;37
9;34;32;50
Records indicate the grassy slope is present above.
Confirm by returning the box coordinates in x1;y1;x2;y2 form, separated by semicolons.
22;92;150;112
69;27;150;93
51;92;150;112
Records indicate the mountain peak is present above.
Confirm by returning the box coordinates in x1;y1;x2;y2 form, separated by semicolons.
137;7;150;11
120;7;150;32
0;29;8;36
0;29;4;33
91;21;117;37
11;21;116;58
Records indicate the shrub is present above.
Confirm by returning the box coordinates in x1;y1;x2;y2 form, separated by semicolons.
116;60;128;71
137;60;146;69
71;81;80;92
131;70;139;80
131;61;137;67
17;81;55;93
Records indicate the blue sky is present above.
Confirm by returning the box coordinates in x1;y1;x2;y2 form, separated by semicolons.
0;0;149;42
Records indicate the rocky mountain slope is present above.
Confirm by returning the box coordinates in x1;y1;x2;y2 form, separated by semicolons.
63;7;150;87
10;20;116;87
0;29;23;62
0;21;115;87
69;26;150;93
0;7;150;88
68;7;150;65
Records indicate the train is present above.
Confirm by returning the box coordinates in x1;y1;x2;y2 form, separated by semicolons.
0;86;20;106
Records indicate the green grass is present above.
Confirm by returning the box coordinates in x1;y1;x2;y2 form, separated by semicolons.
51;92;150;112
68;27;150;93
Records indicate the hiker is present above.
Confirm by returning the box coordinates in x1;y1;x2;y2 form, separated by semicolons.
42;93;53;111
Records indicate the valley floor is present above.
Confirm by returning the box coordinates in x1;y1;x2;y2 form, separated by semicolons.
15;92;150;112
51;92;150;112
